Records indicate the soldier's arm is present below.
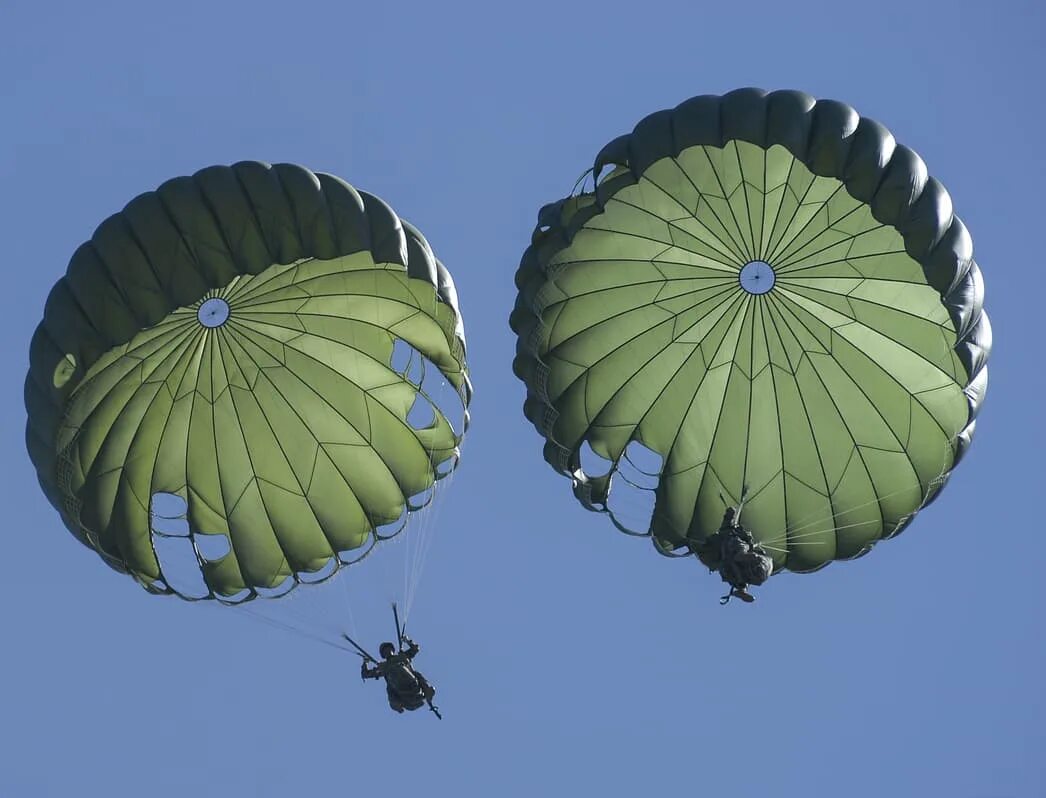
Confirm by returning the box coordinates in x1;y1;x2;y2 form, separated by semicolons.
361;662;381;679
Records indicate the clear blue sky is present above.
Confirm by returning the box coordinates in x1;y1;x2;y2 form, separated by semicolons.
3;1;1043;796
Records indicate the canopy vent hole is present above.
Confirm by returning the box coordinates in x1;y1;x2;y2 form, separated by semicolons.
739;261;776;295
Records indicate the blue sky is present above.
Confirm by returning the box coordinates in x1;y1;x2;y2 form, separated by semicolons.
3;1;1043;796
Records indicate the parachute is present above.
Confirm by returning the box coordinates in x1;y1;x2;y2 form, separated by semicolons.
25;162;471;602
511;88;990;578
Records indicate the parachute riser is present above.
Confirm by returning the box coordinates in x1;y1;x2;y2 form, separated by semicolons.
392;602;405;652
341;633;377;664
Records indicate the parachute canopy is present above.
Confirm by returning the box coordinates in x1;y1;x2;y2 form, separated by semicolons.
511;88;990;575
26;162;471;599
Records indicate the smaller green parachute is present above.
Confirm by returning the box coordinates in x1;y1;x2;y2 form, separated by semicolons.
26;162;471;600
511;88;990;581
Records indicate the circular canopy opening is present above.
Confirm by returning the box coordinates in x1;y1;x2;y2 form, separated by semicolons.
197;298;230;328
739;261;776;295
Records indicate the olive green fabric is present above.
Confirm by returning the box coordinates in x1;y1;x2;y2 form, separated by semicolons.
511;88;990;574
26;162;471;598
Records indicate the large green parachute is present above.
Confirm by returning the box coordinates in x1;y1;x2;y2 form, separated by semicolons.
511;88;990;576
26;162;471;599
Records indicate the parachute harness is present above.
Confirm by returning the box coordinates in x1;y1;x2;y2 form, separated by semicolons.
716;534;772;604
345;603;442;720
706;492;774;605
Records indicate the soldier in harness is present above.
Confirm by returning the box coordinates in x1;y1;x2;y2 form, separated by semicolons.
343;604;442;719
695;494;774;604
361;637;439;717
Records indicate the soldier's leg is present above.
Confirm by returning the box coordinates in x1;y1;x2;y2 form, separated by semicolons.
416;673;436;701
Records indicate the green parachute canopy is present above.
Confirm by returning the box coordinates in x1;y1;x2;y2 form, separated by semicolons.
511;88;990;576
26;162;471;599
